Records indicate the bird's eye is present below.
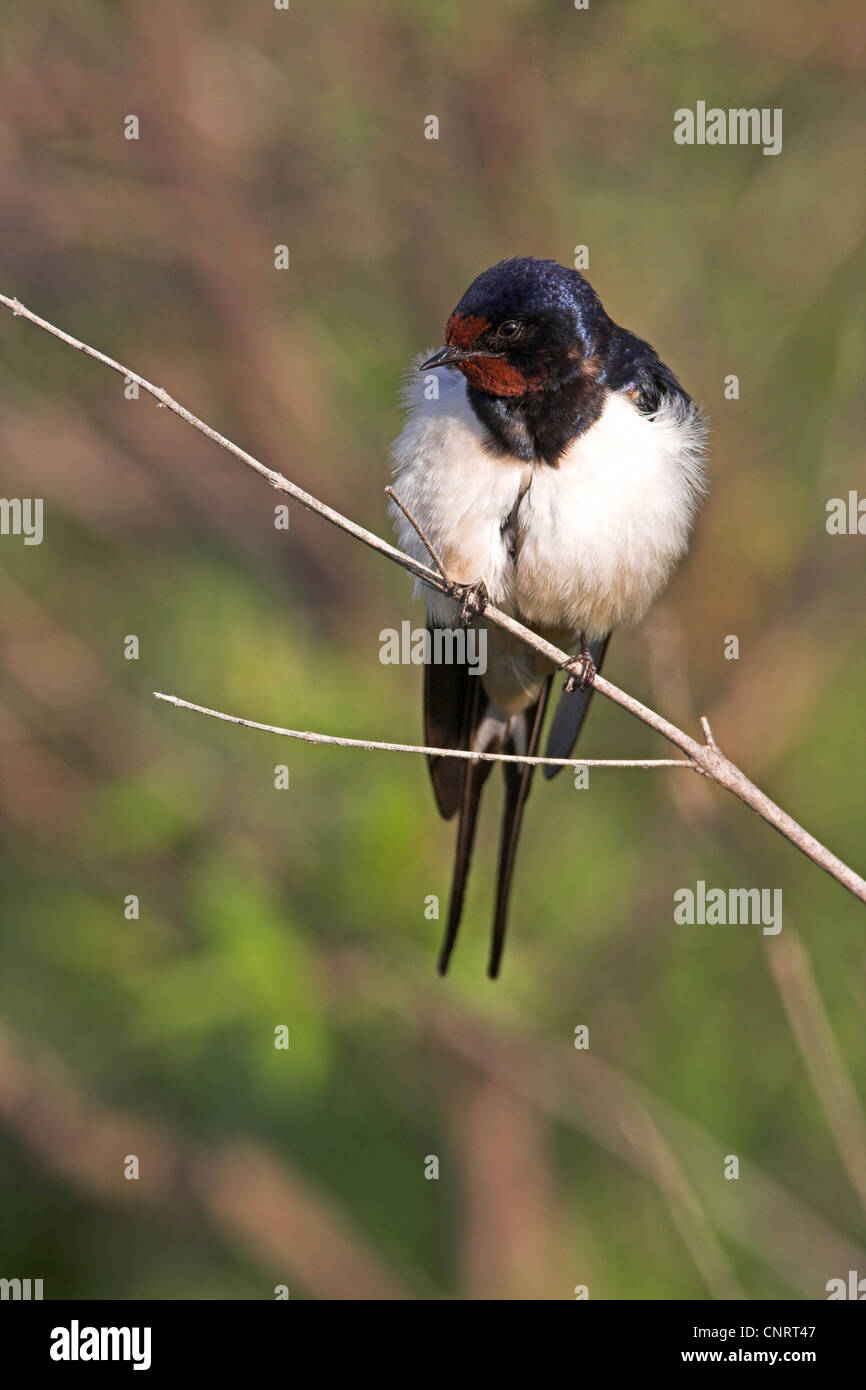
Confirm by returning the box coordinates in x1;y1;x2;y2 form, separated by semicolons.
498;320;522;339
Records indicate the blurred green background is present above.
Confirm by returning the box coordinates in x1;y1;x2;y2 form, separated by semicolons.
0;0;864;1300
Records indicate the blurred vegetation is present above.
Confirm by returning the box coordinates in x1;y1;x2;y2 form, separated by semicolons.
0;0;864;1299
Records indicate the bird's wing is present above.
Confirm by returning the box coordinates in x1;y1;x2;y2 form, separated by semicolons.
424;633;497;819
603;325;693;413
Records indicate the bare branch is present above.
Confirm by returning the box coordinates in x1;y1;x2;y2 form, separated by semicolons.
3;292;864;907
384;485;448;579
152;691;693;769
700;715;719;750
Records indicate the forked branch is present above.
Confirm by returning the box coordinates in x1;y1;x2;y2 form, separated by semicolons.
1;291;863;906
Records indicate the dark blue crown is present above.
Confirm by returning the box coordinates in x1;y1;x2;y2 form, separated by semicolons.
454;257;606;342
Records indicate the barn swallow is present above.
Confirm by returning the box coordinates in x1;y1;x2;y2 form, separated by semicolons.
389;257;707;977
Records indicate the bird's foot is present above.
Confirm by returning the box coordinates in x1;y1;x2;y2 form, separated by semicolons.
451;578;489;627
562;635;596;693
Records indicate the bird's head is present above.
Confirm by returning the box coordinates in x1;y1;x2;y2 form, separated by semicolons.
421;257;609;398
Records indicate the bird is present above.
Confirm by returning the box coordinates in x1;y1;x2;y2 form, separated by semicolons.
389;256;707;978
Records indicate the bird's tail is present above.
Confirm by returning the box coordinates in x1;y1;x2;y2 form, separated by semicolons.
438;677;552;978
437;750;486;975
487;679;552;978
436;680;503;975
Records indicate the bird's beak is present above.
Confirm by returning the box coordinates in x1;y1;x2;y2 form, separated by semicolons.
419;345;499;371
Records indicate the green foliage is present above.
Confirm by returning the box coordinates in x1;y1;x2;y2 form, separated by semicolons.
0;0;863;1300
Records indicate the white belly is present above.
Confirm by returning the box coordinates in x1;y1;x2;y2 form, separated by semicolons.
390;362;706;642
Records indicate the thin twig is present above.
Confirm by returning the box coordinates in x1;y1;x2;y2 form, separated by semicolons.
384;485;448;579
700;715;718;751
152;692;693;769
2;292;864;906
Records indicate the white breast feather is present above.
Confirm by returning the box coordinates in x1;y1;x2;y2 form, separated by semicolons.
389;358;707;641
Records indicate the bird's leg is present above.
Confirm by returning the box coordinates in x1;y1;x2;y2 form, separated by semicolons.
450;578;489;628
562;632;596;692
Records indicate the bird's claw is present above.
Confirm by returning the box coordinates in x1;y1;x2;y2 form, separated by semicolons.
562;643;596;693
452;579;489;627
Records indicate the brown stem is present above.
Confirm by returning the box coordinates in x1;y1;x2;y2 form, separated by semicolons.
2;292;863;906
